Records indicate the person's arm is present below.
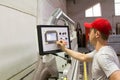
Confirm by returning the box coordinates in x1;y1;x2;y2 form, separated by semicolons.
109;70;120;80
56;40;92;62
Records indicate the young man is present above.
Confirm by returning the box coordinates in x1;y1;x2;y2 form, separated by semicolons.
56;18;120;80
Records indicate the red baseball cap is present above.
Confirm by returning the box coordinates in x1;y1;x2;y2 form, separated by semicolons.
84;18;112;36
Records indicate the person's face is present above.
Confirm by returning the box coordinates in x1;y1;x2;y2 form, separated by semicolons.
88;28;97;45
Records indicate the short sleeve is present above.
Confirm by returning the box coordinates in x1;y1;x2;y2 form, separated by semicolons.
97;54;120;78
87;50;96;58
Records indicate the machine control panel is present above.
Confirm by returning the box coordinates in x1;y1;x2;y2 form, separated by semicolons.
37;25;71;55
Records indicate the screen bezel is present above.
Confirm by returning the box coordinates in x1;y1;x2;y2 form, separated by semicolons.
37;25;71;55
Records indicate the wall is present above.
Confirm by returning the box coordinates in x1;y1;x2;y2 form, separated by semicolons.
0;1;37;80
0;0;37;16
66;0;120;33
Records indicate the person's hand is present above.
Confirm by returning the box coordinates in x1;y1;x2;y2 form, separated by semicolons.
56;40;67;51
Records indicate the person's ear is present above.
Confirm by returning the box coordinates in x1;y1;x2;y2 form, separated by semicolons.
95;31;100;38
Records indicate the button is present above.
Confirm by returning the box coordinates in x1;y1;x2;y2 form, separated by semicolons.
59;32;61;35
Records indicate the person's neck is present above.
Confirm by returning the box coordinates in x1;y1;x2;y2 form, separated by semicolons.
95;40;107;51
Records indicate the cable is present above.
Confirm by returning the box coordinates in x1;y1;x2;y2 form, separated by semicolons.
52;53;70;61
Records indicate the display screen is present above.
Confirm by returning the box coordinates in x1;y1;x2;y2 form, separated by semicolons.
37;25;71;55
46;32;57;42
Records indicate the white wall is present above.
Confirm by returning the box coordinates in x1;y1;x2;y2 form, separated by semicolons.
0;0;37;16
0;4;37;80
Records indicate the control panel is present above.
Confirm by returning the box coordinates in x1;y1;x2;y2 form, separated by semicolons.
37;25;71;55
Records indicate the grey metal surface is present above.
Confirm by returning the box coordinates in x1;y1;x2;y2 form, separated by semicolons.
33;56;58;80
108;35;120;54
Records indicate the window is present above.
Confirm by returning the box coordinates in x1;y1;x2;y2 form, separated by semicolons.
85;3;101;17
114;0;120;16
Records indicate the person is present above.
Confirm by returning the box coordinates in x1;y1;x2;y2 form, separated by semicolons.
56;18;120;80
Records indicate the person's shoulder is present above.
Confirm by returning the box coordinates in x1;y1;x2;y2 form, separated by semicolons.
98;46;116;56
100;46;114;51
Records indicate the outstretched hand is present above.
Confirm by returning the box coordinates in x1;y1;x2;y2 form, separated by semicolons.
56;40;67;51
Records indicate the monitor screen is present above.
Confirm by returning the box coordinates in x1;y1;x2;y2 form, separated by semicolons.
37;25;71;55
45;31;58;43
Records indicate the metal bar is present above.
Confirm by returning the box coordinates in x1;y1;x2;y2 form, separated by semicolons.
83;61;88;80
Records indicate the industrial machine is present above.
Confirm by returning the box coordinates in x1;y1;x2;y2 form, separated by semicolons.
34;8;81;80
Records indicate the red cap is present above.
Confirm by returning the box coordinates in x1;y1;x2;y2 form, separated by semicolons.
84;18;112;36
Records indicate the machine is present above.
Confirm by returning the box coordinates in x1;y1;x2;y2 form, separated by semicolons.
34;8;81;80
